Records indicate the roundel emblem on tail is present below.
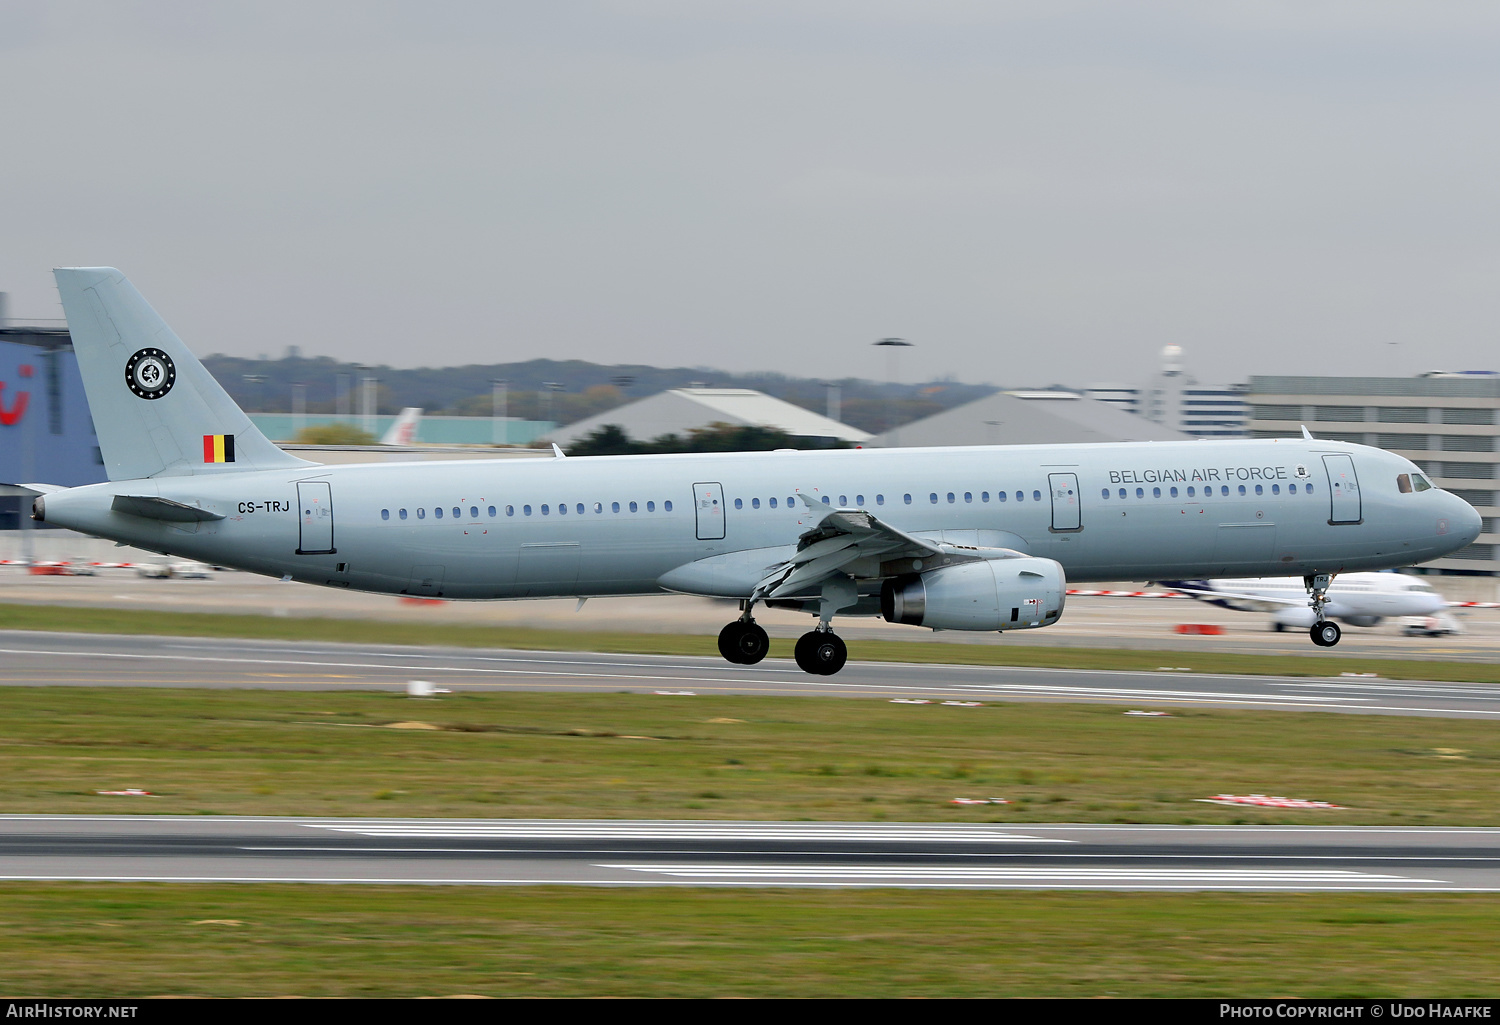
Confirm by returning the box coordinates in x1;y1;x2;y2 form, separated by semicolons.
125;348;176;400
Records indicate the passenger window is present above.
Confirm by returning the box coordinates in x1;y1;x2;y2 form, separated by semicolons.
856;495;864;506
418;508;426;519
612;502;620;513
1255;485;1263;496
381;509;390;520
524;505;532;515
630;501;638;512
1220;486;1229;497
839;495;848;506
471;507;479;518
1305;483;1314;494
930;493;938;504
577;503;585;514
1271;485;1280;495
876;495;885;505
768;498;777;509
734;498;743;510
488;506;496;517
786;497;794;507
453;507;461;518
1289;484;1297;494
1032;490;1041;502
541;504;550;514
647;501;656;512
752;498;760;509
1153;487;1161;498
904;494;912;504
506;505;514;516
1118;488;1126;499
1187;487;1195;497
822;496;831;505
964;492;972;503
664;500;672;512
1238;486;1246;496
399;508;408;520
947;493;956;504
1102;489;1110;499
1170;487;1178;498
1016;491;1024;502
1136;488;1144;498
998;491;1007;502
558;503;566;515
435;507;444;519
981;492;989;503
1398;474;1412;494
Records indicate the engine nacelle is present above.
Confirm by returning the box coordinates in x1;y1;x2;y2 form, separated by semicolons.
880;557;1067;632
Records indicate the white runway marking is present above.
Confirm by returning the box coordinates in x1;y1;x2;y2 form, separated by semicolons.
601;863;1438;883
976;682;1359;702
302;823;1067;842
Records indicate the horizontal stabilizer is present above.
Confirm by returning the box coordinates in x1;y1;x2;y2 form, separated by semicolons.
111;495;225;522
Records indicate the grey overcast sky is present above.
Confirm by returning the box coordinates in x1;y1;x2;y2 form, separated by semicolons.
3;1;1499;387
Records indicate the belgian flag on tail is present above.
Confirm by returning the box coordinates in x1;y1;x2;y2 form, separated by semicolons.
203;434;235;463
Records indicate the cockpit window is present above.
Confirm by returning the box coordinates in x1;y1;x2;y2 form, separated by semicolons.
1413;473;1434;491
1397;474;1412;494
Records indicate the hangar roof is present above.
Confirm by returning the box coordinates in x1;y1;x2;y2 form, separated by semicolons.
546;388;872;447
871;390;1187;447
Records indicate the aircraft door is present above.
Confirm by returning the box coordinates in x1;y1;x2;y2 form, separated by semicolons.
296;481;335;554
1047;473;1081;532
1322;455;1362;525
693;482;726;540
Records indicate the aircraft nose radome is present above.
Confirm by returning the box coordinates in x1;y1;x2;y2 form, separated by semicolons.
1453;495;1483;546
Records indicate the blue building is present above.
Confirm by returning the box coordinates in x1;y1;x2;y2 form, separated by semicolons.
0;328;107;529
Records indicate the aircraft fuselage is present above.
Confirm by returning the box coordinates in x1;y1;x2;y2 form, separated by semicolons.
39;438;1476;602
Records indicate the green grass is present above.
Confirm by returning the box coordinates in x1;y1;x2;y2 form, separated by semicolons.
4;687;1499;823
3;885;1499;997
2;601;1498;682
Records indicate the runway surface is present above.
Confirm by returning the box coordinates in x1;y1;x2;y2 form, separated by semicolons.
3;629;1499;719
4;816;1500;891
6;568;1500;661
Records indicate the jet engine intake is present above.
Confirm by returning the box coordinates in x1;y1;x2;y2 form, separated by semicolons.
880;557;1066;632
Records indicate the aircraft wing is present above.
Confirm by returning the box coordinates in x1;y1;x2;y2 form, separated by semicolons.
1163;585;1306;611
749;492;951;601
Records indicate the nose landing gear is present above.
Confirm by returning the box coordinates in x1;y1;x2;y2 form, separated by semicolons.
1305;573;1341;647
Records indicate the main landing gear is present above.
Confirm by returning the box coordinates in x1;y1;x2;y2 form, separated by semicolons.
718;615;770;665
794;628;847;676
718;586;853;675
1305;572;1341;647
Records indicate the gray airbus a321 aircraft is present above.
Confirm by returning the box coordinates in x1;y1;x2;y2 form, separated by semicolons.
26;268;1482;674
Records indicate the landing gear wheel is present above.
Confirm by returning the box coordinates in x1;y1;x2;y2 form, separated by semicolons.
1310;621;1342;647
794;630;848;676
717;620;770;665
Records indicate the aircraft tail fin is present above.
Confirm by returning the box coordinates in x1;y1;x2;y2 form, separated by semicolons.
380;407;423;446
53;268;314;482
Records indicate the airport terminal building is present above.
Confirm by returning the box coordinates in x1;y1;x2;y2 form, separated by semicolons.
1249;374;1500;576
